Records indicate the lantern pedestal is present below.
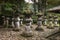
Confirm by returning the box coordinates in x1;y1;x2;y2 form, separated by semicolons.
22;30;33;37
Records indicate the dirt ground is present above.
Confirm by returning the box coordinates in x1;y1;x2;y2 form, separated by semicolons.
0;25;60;40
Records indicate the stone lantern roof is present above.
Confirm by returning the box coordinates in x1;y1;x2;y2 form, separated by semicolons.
23;9;33;15
36;12;43;16
49;15;53;18
43;16;47;19
47;6;60;13
54;16;58;19
20;15;24;18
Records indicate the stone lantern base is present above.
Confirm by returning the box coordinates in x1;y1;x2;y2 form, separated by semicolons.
21;31;33;37
54;24;59;28
47;26;54;29
54;25;59;27
35;26;44;31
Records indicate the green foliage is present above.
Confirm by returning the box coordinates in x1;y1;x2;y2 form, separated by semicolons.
4;2;13;11
0;0;60;16
0;0;26;16
1;2;14;16
47;0;60;8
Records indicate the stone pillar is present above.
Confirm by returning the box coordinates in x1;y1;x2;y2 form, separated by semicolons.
47;16;54;29
54;16;59;27
43;16;47;26
36;14;44;31
14;16;20;30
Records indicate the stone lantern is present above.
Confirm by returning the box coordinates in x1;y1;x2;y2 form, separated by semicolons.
22;9;33;37
11;17;15;28
2;16;6;26
13;14;20;31
20;15;24;26
2;16;10;28
43;16;47;26
5;17;10;28
54;16;59;27
35;13;44;31
47;16;54;29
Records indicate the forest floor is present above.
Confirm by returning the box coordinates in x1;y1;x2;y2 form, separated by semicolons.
0;24;60;40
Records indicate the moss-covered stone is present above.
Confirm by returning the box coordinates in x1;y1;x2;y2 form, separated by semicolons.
21;31;33;37
35;26;44;31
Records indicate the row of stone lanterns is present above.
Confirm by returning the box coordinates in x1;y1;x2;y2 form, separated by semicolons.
47;16;59;29
2;14;59;29
1;11;59;37
2;15;23;28
2;16;10;27
35;13;59;30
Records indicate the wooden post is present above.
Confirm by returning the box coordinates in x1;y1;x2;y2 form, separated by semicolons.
30;18;33;26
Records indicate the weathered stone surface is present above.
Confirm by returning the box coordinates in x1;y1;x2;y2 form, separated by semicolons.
36;15;44;31
22;17;33;37
43;16;48;26
21;31;33;37
35;26;44;31
14;17;20;29
47;26;54;29
47;16;54;29
20;18;23;26
11;18;15;28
